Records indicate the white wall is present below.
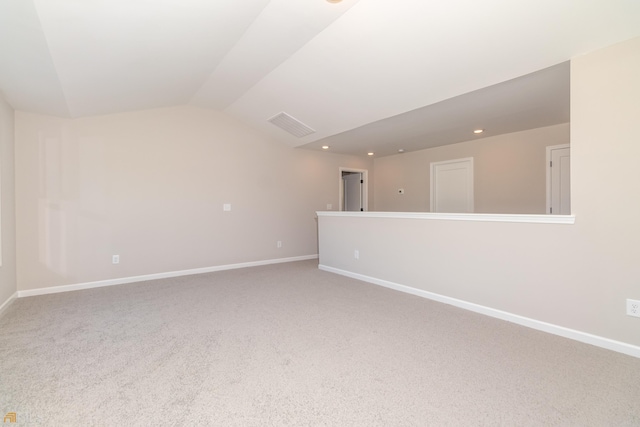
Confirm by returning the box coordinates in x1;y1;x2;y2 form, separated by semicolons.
374;123;569;214
318;37;640;349
0;92;16;309
15;106;372;291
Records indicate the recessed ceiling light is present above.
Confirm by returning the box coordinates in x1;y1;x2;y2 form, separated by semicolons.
322;145;329;150
473;129;484;134
326;0;342;3
367;152;374;156
398;149;405;153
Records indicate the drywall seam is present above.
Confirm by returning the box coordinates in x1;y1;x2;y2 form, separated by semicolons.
318;264;640;359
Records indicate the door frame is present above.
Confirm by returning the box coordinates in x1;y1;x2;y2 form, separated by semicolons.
430;157;474;213
339;167;368;212
546;144;570;215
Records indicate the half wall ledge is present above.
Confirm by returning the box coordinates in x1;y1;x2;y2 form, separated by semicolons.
316;211;575;225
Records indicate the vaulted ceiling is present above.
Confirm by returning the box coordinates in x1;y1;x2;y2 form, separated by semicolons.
1;1;639;156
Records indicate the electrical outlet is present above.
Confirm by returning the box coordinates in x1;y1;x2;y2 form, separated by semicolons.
112;255;120;264
627;299;640;317
354;250;359;260
277;241;282;248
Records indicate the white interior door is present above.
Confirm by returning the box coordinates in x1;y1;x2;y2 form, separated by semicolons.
343;172;363;211
547;145;571;214
430;158;474;213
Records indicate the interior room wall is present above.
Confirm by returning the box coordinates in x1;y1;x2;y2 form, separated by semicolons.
0;92;17;309
14;106;372;291
318;36;640;349
373;123;569;213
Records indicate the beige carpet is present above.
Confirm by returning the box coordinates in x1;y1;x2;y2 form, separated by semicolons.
1;260;639;426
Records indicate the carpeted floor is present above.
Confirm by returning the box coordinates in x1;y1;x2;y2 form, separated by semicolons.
1;259;639;426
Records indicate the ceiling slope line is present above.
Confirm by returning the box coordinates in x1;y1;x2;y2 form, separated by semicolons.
191;0;362;111
186;0;272;106
30;0;73;118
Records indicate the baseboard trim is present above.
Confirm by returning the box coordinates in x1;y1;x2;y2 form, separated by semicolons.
17;255;318;298
0;292;17;317
318;264;640;359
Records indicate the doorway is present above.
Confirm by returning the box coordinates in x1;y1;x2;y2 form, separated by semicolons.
339;167;368;212
430;158;474;213
546;144;570;214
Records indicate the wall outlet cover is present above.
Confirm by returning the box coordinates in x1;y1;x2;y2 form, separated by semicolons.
627;299;640;317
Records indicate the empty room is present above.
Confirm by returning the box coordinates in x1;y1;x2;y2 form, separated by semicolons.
1;1;640;425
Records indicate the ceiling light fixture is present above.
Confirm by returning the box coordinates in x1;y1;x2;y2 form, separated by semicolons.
398;149;405;153
473;129;484;134
326;0;343;3
367;152;374;156
322;145;329;150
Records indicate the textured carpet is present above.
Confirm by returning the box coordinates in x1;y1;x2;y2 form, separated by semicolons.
1;260;639;426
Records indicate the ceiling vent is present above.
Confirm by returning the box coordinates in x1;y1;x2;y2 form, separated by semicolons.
268;112;316;138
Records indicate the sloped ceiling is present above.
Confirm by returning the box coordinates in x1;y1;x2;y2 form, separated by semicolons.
1;0;640;156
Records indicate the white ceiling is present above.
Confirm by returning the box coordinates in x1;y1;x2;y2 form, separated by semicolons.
1;0;639;156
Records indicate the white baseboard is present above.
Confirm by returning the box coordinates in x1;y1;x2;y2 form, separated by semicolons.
0;291;17;317
17;255;318;298
318;264;640;359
